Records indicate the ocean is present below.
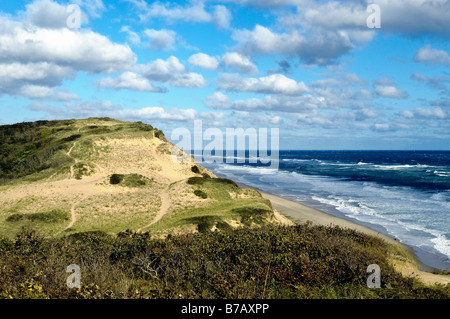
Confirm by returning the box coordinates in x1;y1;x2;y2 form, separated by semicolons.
201;151;450;270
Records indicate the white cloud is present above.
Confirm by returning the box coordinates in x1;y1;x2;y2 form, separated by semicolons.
221;52;258;74
116;107;198;121
415;107;447;119
213;5;232;29
232;24;353;65
127;0;232;29
0;62;79;100
73;0;106;19
217;73;309;95
0;17;136;74
23;0;72;29
414;45;450;66
0;9;136;100
19;85;80;101
188;53;220;70
400;110;414;119
120;26;141;45
270;0;450;37
208;92;230;103
28;100;225;124
139;56;206;88
374;85;408;99
373;78;408;99
400;107;447;120
97;72;166;92
144;29;177;51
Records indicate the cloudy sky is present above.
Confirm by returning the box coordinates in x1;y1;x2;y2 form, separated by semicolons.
0;0;449;150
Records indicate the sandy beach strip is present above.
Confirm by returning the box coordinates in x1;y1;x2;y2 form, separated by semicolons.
259;190;402;247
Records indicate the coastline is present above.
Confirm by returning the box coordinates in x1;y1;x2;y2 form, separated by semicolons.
236;182;450;285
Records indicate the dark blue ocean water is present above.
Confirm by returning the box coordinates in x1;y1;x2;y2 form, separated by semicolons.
201;151;450;270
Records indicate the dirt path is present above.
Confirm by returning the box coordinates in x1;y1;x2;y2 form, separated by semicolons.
137;186;171;232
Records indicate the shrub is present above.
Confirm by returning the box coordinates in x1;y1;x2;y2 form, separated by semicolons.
194;190;207;199
191;165;200;174
109;174;151;187
110;174;124;185
63;134;81;142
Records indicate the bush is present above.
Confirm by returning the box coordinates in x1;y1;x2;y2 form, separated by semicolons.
110;174;124;185
109;174;151;187
191;165;200;174
194;190;207;199
63;134;81;142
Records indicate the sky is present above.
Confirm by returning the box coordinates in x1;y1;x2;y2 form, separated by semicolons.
0;0;449;150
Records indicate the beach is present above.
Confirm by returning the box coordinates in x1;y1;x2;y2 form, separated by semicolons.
240;185;450;285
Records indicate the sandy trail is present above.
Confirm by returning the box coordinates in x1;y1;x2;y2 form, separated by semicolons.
137;186;171;232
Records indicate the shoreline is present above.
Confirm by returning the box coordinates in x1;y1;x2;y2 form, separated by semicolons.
235;182;445;275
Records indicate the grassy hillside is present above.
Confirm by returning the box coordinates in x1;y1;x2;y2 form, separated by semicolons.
0;118;275;238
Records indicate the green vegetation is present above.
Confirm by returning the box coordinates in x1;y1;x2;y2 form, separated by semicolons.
0;118;158;184
194;189;208;199
0;225;447;299
147;177;273;234
109;174;153;187
6;209;70;224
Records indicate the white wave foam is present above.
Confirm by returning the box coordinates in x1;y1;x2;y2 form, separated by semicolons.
434;170;450;177
431;234;450;257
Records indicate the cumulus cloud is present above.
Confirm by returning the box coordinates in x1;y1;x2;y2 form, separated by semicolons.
126;0;232;29
229;0;450;66
414;107;447;119
28;99;225;124
217;73;309;95
144;29;177;51
213;5;232;29
19;85;80;101
221;52;258;74
23;0;73;29
97;72;166;92
0;5;136;100
139;56;206;88
400;107;447;120
232;24;354;65
0;62;79;100
0;17;136;74
188;53;220;70
414;45;450;66
373;78;408;99
258;0;450;37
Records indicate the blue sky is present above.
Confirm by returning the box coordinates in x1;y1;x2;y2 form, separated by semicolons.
0;0;449;150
